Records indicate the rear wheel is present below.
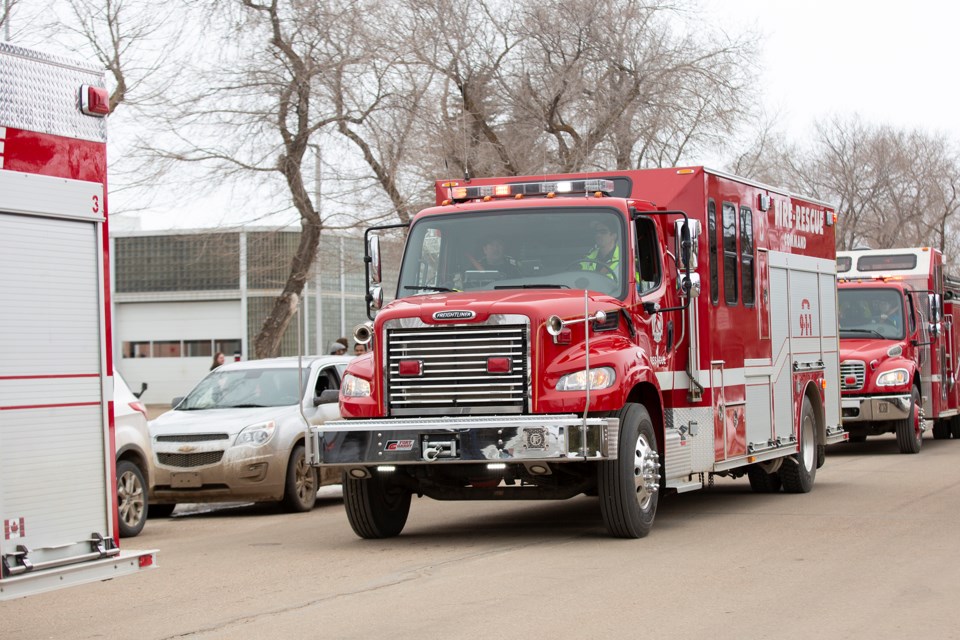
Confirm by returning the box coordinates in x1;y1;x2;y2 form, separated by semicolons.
895;386;923;454
117;460;147;538
282;444;318;512
343;473;412;539
781;396;817;493
951;415;960;439
747;466;781;493
598;403;660;538
932;420;950;440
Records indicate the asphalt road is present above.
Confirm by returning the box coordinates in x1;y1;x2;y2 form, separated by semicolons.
6;433;960;640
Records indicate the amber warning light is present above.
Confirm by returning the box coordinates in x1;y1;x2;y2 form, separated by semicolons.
80;85;110;117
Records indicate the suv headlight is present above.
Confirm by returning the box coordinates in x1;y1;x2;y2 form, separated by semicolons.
342;373;372;397
235;420;276;446
876;368;909;387
556;367;616;391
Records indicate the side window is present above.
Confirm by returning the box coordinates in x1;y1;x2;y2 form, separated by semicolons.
740;205;755;306
314;366;341;396
708;199;719;304
722;201;738;305
635;217;661;293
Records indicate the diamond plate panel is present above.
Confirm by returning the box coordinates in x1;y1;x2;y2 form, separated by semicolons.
665;406;716;472
0;42;106;142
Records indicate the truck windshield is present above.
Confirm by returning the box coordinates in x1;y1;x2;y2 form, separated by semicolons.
178;368;306;410
838;288;906;340
398;208;628;298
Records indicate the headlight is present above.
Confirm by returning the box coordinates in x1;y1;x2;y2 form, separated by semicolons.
556;367;616;391
341;373;372;397
876;369;909;386
235;420;276;446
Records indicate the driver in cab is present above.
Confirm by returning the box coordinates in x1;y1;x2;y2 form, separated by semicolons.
580;219;620;279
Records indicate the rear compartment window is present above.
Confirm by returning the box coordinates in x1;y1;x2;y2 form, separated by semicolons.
857;254;917;271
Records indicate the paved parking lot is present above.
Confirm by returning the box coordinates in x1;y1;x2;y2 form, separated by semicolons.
7;433;960;639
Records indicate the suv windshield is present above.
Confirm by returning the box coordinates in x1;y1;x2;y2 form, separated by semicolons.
398;208;628;298
178;368;305;410
838;288;906;340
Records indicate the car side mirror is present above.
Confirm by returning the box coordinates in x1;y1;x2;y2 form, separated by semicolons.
313;389;340;406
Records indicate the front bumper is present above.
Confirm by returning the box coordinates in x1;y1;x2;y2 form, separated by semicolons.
841;394;911;422
150;443;287;502
309;414;620;466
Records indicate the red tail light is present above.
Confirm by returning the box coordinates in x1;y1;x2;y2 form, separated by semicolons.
398;360;423;376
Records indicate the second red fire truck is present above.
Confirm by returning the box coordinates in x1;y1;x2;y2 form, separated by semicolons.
311;167;846;538
837;247;960;452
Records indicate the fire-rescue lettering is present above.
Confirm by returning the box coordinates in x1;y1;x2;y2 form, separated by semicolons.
774;203;824;250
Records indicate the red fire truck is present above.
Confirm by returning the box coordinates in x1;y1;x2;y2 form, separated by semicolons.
837;247;960;452
310;167;846;538
0;43;156;599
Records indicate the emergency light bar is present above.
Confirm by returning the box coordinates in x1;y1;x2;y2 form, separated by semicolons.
449;179;615;202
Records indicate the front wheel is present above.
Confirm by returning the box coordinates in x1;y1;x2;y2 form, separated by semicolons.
781;396;817;493
598;403;660;538
282;444;318;512
895;386;922;454
117;460;147;538
343;473;412;539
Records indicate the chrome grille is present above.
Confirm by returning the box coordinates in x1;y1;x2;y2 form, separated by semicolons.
157;451;224;468
386;323;528;415
840;360;866;390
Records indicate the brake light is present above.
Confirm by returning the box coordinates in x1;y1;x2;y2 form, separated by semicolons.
398;360;423;376
486;357;512;374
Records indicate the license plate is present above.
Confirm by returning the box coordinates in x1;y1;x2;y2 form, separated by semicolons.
171;472;201;488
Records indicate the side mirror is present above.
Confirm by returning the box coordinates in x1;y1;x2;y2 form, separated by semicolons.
171;396;183;408
674;219;700;271
313;389;340;406
368;235;382;286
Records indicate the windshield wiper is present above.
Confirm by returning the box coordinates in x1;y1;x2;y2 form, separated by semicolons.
494;284;570;289
403;285;456;292
228;403;268;408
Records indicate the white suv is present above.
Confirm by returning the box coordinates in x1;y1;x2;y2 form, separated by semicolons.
114;372;154;537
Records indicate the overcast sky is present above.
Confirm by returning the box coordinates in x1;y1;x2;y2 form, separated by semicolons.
123;0;960;230
704;0;960;141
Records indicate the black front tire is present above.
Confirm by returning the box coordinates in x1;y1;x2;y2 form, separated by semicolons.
781;396;817;493
598;403;660;538
281;444;318;512
117;460;147;538
343;473;412;539
895;386;922;454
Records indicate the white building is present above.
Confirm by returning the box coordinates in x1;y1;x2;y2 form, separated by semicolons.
110;227;371;406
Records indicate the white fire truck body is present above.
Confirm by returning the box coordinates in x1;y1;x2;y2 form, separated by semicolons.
0;42;156;600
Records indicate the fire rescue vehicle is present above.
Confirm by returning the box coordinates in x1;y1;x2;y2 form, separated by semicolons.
310;167;846;539
837;247;960;452
0;42;156;599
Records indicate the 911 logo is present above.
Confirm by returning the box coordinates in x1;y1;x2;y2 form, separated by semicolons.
384;440;415;451
798;299;814;336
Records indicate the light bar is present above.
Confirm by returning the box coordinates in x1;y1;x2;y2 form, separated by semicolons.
451;179;615;202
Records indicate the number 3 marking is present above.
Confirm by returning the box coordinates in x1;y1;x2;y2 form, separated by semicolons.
92;194;100;214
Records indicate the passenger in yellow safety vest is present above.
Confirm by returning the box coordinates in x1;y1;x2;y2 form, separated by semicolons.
581;220;621;279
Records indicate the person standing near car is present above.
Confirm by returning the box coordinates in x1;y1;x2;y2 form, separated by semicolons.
210;351;225;370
